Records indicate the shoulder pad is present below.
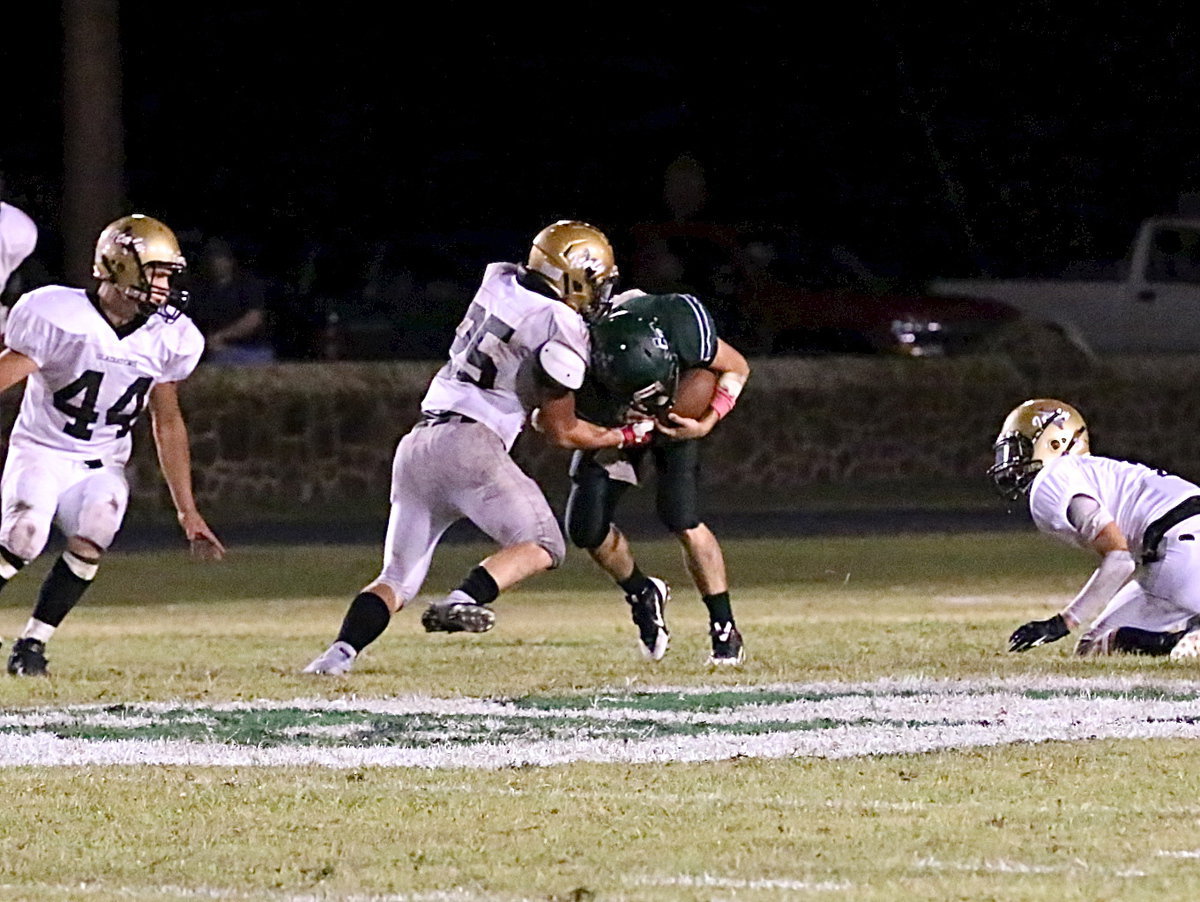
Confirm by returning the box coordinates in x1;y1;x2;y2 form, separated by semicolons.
539;340;586;390
610;289;647;308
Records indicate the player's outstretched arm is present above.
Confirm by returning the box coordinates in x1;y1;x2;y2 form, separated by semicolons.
148;381;226;560
1009;511;1133;652
532;391;651;450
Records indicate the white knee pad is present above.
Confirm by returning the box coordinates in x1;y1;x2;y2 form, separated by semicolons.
74;494;124;552
1;502;51;563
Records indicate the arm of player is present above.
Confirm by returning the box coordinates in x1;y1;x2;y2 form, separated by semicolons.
530;339;652;450
657;338;750;441
1060;518;1135;630
532;389;651;450
0;348;39;393
148;381;226;560
1008;495;1134;651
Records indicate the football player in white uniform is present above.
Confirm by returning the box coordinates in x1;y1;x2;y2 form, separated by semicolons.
0;214;224;675
992;398;1200;658
0;176;39;337
304;220;654;675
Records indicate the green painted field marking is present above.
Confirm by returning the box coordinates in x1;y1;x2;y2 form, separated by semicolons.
1;676;1198;768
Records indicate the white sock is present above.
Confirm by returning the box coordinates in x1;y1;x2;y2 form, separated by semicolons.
63;550;99;581
21;619;55;643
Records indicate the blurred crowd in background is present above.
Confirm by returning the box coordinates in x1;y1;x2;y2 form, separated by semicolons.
4;154;858;364
1;150;1184;366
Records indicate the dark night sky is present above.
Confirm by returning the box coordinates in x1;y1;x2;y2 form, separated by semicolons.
8;2;1200;289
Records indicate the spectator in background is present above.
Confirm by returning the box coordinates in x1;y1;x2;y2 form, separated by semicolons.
0;174;39;341
188;237;275;365
624;154;754;344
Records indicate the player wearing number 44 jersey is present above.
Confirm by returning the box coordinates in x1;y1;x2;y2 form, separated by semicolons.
0;214;224;676
304;220;654;676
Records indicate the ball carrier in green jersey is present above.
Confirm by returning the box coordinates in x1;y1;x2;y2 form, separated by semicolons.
562;291;750;665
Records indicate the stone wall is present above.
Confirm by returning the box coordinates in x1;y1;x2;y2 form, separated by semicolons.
4;354;1199;520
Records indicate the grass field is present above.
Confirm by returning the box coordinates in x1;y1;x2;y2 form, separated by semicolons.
1;531;1200;900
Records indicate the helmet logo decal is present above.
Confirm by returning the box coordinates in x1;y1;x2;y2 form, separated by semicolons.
114;228;143;253
1030;406;1065;431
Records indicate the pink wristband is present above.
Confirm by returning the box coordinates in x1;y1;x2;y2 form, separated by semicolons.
710;386;737;420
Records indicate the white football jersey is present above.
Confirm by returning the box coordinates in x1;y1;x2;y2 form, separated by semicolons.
0;203;37;295
421;262;589;450
4;285;204;465
1029;454;1200;555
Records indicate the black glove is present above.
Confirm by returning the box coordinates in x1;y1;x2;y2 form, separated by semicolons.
1008;613;1070;652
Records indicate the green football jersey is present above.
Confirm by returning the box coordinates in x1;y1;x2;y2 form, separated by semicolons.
575;292;719;426
613;292;719;371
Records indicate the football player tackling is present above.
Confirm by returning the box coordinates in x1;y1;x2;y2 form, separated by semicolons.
0;214;224;676
993;398;1200;658
304;221;653;676
563;292;750;666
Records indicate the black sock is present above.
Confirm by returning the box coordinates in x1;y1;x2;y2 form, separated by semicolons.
456;566;499;606
336;592;392;652
32;555;94;628
618;564;651;597
703;591;734;626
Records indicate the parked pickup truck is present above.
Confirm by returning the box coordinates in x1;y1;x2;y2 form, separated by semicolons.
928;216;1200;355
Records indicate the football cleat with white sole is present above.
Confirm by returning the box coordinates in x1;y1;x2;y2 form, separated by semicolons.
627;577;670;661
707;621;745;666
302;640;357;675
421;600;495;633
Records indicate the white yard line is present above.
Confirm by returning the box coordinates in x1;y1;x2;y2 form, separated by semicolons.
913;856;1148;878
632;873;852;892
5;676;1200;768
0;883;536;902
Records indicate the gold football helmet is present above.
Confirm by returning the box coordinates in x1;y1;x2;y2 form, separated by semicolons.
989;398;1090;500
525;220;618;319
93;214;189;321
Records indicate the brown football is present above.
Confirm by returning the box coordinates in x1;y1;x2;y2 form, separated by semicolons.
666;368;717;420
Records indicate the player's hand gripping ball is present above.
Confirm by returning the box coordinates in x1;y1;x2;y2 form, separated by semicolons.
661;368;718;423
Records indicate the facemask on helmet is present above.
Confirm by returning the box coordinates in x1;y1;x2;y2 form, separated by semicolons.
988;398;1090;500
589;310;679;421
93;214;189;322
525;220;619;321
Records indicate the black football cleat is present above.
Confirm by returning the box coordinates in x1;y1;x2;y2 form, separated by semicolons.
627;577;670;661
421;600;495;633
707;621;745;666
8;638;48;676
